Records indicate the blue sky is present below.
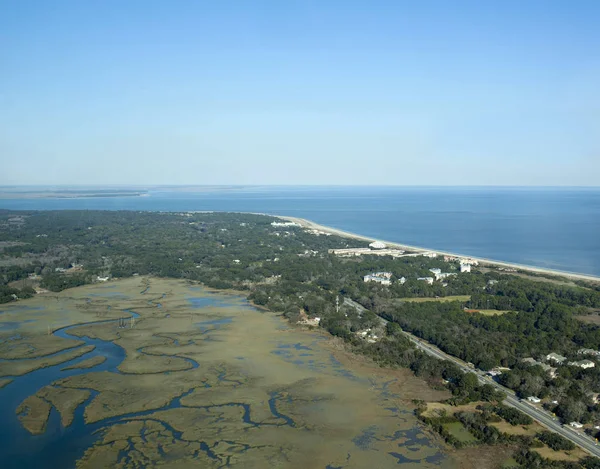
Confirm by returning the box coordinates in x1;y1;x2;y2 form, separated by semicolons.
1;1;598;185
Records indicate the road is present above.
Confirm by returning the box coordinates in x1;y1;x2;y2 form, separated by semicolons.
401;329;600;458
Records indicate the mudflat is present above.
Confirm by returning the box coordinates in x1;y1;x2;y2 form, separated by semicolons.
1;277;454;468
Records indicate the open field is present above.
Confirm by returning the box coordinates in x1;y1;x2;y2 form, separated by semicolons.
399;295;471;303
465;309;512;316
443;422;477;444
533;444;587;462
491;420;540;436
422;401;481;418
576;314;600;325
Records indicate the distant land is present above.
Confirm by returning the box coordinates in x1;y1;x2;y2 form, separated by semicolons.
0;185;256;199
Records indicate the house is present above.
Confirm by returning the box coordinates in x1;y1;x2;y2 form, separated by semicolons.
568;359;596;369
578;348;600;357
399;277;406;285
233;259;240;264
521;357;539;366
299;317;320;327
417;277;434;285
429;268;442;276
97;276;109;282
369;241;387;249
460;263;471;273
527;396;541;403
422;252;438;258
437;272;457;280
546;353;567;364
569;422;584;429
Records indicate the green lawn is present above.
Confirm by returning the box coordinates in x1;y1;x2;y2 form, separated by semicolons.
442;422;477;444
467;309;511;316
399;295;471;303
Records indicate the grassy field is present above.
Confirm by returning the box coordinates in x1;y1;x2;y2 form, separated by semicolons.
399;295;471;303
533;445;587;462
422;401;480;418
575;314;600;325
443;422;477;444
491;420;539;436
466;309;512;316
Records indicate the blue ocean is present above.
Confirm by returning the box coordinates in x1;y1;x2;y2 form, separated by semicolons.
1;186;599;276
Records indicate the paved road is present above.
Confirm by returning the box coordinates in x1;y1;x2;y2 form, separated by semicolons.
402;329;600;458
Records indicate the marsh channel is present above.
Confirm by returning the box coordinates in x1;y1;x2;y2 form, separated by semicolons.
0;277;453;468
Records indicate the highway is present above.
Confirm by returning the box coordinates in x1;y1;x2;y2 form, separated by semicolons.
401;329;600;458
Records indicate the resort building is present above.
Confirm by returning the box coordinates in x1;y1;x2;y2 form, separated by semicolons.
364;272;393;286
328;247;405;258
422;252;438;258
271;221;299;227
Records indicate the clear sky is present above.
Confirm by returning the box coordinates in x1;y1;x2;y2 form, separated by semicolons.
1;0;599;186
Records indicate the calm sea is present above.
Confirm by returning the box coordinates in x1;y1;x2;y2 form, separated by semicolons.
1;187;599;276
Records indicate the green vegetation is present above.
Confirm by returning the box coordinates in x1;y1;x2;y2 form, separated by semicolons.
442;421;477;444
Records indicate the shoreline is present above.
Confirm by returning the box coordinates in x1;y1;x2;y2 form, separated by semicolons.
278;215;600;284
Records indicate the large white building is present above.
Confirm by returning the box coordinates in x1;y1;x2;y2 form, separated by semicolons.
364;272;393;286
460;263;471;273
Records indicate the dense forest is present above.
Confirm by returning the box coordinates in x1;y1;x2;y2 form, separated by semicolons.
2;209;600;448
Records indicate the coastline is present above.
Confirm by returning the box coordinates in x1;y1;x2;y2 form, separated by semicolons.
279;215;600;284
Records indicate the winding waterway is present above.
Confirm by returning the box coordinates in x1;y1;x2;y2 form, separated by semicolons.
0;279;451;469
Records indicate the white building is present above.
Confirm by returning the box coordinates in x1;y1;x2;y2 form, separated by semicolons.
546;353;567;364
527;396;541;403
568;359;596;369
364;272;393;286
569;422;584;429
97;276;109;282
460;263;471;273
578;348;600;357
271;221;299;227
329;248;372;257
422;252;438;258
369;241;387;249
399;277;406;285
429;268;442;276
417;277;434;285
328;247;404;257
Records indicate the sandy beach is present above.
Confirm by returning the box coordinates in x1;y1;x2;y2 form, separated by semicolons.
279;215;600;284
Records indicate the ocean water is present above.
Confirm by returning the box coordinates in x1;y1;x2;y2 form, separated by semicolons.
1;186;599;276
